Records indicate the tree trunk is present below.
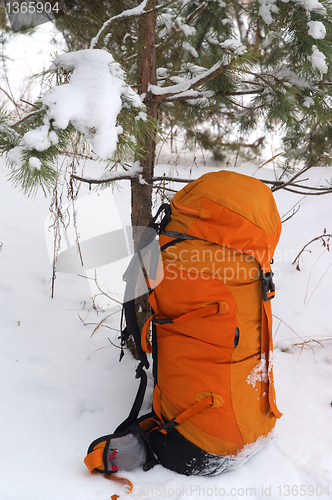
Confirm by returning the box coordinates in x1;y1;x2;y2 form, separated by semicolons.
131;0;157;248
129;1;158;347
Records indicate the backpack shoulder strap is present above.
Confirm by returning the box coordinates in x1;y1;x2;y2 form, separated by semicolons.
115;204;172;431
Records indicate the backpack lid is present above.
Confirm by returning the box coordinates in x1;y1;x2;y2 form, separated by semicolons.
169;170;281;272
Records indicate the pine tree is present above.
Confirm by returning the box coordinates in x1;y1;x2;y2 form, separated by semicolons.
2;0;332;235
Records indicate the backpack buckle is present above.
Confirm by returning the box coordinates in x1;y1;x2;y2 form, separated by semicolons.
158;417;178;434
152;316;174;325
260;271;275;301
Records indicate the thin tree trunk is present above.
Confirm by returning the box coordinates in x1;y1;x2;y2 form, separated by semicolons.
131;0;157;248
129;1;158;344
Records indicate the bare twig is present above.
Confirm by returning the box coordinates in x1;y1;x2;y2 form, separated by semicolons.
0;87;25;111
251;152;284;178
305;262;332;304
303;249;326;304
78;271;123;306
292;337;332;349
153;175;194;183
20;99;38;109
271;153;329;193
292;231;332;269
281;205;301;223
71;173;133;185
71;172;332;197
90;314;120;337
272;314;326;360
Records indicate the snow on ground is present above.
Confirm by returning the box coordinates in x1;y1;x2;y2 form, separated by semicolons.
1;154;332;500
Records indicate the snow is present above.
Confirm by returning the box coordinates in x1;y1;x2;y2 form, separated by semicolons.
7;49;144;166
2;156;332;500
156;67;168;78
135;111;147;122
7;145;23;165
303;96;315;107
310;45;328;75
274;67;310;88
297;0;326;13
45;50;127;159
148;62;221;96
307;20;326;39
28;156;42;171
257;0;326;25
179;24;196;37
220;39;247;56
257;0;279;25
183;42;199;58
23;121;58;150
246;354;268;388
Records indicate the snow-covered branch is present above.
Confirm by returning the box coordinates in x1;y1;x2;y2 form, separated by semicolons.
149;62;229;102
90;0;178;49
163;88;265;103
90;0;149;49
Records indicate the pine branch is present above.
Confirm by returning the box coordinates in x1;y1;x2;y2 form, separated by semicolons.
149;62;232;103
90;0;178;49
185;2;209;25
163;88;265;102
90;0;149;48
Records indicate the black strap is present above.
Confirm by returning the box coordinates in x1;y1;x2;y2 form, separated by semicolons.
116;208;172;432
260;270;275;301
115;362;148;433
121;300;149;368
116;206;205;442
148;204;171;233
134;204;171;253
160;238;183;253
161;230;203;241
159;231;204;253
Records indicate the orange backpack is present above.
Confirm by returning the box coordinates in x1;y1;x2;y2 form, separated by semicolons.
84;170;282;477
